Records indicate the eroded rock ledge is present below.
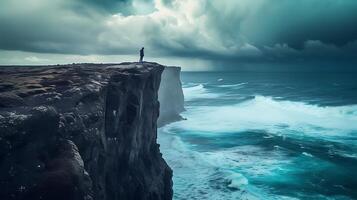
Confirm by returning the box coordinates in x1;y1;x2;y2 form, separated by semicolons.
0;62;173;200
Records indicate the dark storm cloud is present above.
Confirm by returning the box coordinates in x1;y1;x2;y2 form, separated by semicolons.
240;1;357;48
79;0;154;14
0;0;357;67
0;0;105;54
80;0;131;13
0;0;156;55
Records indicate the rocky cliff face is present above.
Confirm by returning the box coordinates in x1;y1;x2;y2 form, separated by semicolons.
0;62;173;200
158;66;185;127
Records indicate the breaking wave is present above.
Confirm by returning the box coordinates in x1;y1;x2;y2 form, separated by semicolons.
178;91;357;137
159;80;357;200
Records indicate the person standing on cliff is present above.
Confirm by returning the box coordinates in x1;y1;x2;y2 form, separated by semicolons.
139;47;144;63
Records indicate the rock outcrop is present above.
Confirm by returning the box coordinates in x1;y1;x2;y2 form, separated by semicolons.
158;66;185;127
0;62;173;200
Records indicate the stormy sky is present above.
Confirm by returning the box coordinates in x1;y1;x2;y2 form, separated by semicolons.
1;0;357;70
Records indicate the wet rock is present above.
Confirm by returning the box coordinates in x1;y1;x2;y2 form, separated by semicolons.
0;93;25;108
0;82;14;92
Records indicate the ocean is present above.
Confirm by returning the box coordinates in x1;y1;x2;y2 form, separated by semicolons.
158;71;357;200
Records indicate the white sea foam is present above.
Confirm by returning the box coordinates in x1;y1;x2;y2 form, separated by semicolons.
183;84;221;101
226;173;248;189
158;128;291;200
302;152;314;157
183;83;247;101
159;82;357;200
216;83;248;88
174;95;357;137
204;145;290;177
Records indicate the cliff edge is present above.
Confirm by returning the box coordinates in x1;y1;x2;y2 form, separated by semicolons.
0;62;173;200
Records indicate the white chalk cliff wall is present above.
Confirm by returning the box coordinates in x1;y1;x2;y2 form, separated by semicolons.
158;66;185;127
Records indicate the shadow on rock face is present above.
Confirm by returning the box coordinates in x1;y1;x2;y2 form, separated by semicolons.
0;93;25;108
26;140;92;200
0;107;91;200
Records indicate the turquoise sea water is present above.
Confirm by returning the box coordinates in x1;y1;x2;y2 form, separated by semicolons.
158;72;357;200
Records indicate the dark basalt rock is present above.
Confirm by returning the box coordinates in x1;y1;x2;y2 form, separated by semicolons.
25;139;93;200
0;62;173;200
0;93;25;108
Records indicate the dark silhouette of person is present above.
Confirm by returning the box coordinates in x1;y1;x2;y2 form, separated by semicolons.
139;47;144;63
